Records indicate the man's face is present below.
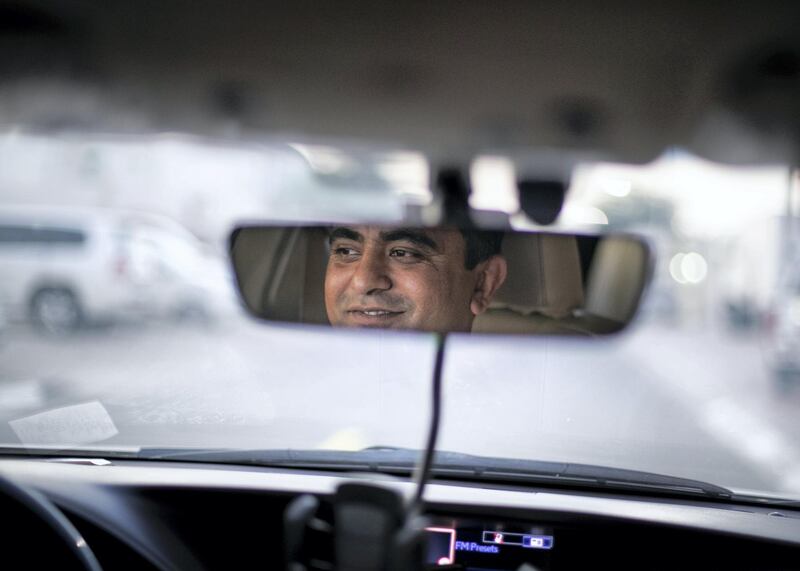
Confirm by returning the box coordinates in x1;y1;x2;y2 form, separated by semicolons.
324;226;505;332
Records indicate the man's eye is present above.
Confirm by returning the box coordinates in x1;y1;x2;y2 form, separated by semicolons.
332;246;359;257
390;248;422;260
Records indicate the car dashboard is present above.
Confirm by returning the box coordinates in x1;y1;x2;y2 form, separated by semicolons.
2;457;800;570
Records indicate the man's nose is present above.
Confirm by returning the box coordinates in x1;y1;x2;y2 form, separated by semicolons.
351;250;392;294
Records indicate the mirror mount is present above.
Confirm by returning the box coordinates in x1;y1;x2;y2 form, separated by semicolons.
517;178;567;225
435;166;474;228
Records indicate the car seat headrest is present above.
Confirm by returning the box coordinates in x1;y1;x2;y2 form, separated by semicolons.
489;232;584;319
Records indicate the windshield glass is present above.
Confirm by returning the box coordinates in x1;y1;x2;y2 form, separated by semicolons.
1;132;799;500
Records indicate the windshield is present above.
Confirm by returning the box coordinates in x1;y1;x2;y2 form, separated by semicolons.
1;132;799;501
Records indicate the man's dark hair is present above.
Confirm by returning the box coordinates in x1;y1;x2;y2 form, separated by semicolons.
460;229;504;270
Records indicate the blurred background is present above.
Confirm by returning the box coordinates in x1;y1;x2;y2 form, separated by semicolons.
1;131;800;496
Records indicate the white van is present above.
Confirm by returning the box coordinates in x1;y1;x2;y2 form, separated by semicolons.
0;205;235;333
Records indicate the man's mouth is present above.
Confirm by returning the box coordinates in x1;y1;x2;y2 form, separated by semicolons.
348;308;404;317
345;308;406;324
351;309;402;317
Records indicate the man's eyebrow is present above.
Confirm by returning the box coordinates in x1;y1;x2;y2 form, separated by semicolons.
379;228;439;251
328;227;363;244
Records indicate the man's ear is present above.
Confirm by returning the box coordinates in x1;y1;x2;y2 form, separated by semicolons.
470;255;508;316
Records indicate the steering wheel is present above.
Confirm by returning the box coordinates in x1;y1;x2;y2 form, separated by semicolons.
0;475;102;570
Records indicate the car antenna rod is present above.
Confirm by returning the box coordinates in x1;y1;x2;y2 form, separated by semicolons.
410;331;447;512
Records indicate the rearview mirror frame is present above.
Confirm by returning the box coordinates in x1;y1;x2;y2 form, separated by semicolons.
228;223;653;336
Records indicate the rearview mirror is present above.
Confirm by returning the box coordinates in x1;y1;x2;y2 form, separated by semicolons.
229;224;651;336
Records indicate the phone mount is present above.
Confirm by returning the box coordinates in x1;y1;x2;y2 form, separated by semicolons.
284;483;429;571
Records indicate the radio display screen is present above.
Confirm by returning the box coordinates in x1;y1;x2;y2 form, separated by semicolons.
425;520;554;570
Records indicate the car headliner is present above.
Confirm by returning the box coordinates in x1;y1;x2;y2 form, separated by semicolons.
0;0;798;168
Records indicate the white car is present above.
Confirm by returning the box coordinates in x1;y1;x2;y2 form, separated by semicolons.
0;205;233;332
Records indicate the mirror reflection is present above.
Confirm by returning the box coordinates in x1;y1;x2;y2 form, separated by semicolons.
230;225;650;335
